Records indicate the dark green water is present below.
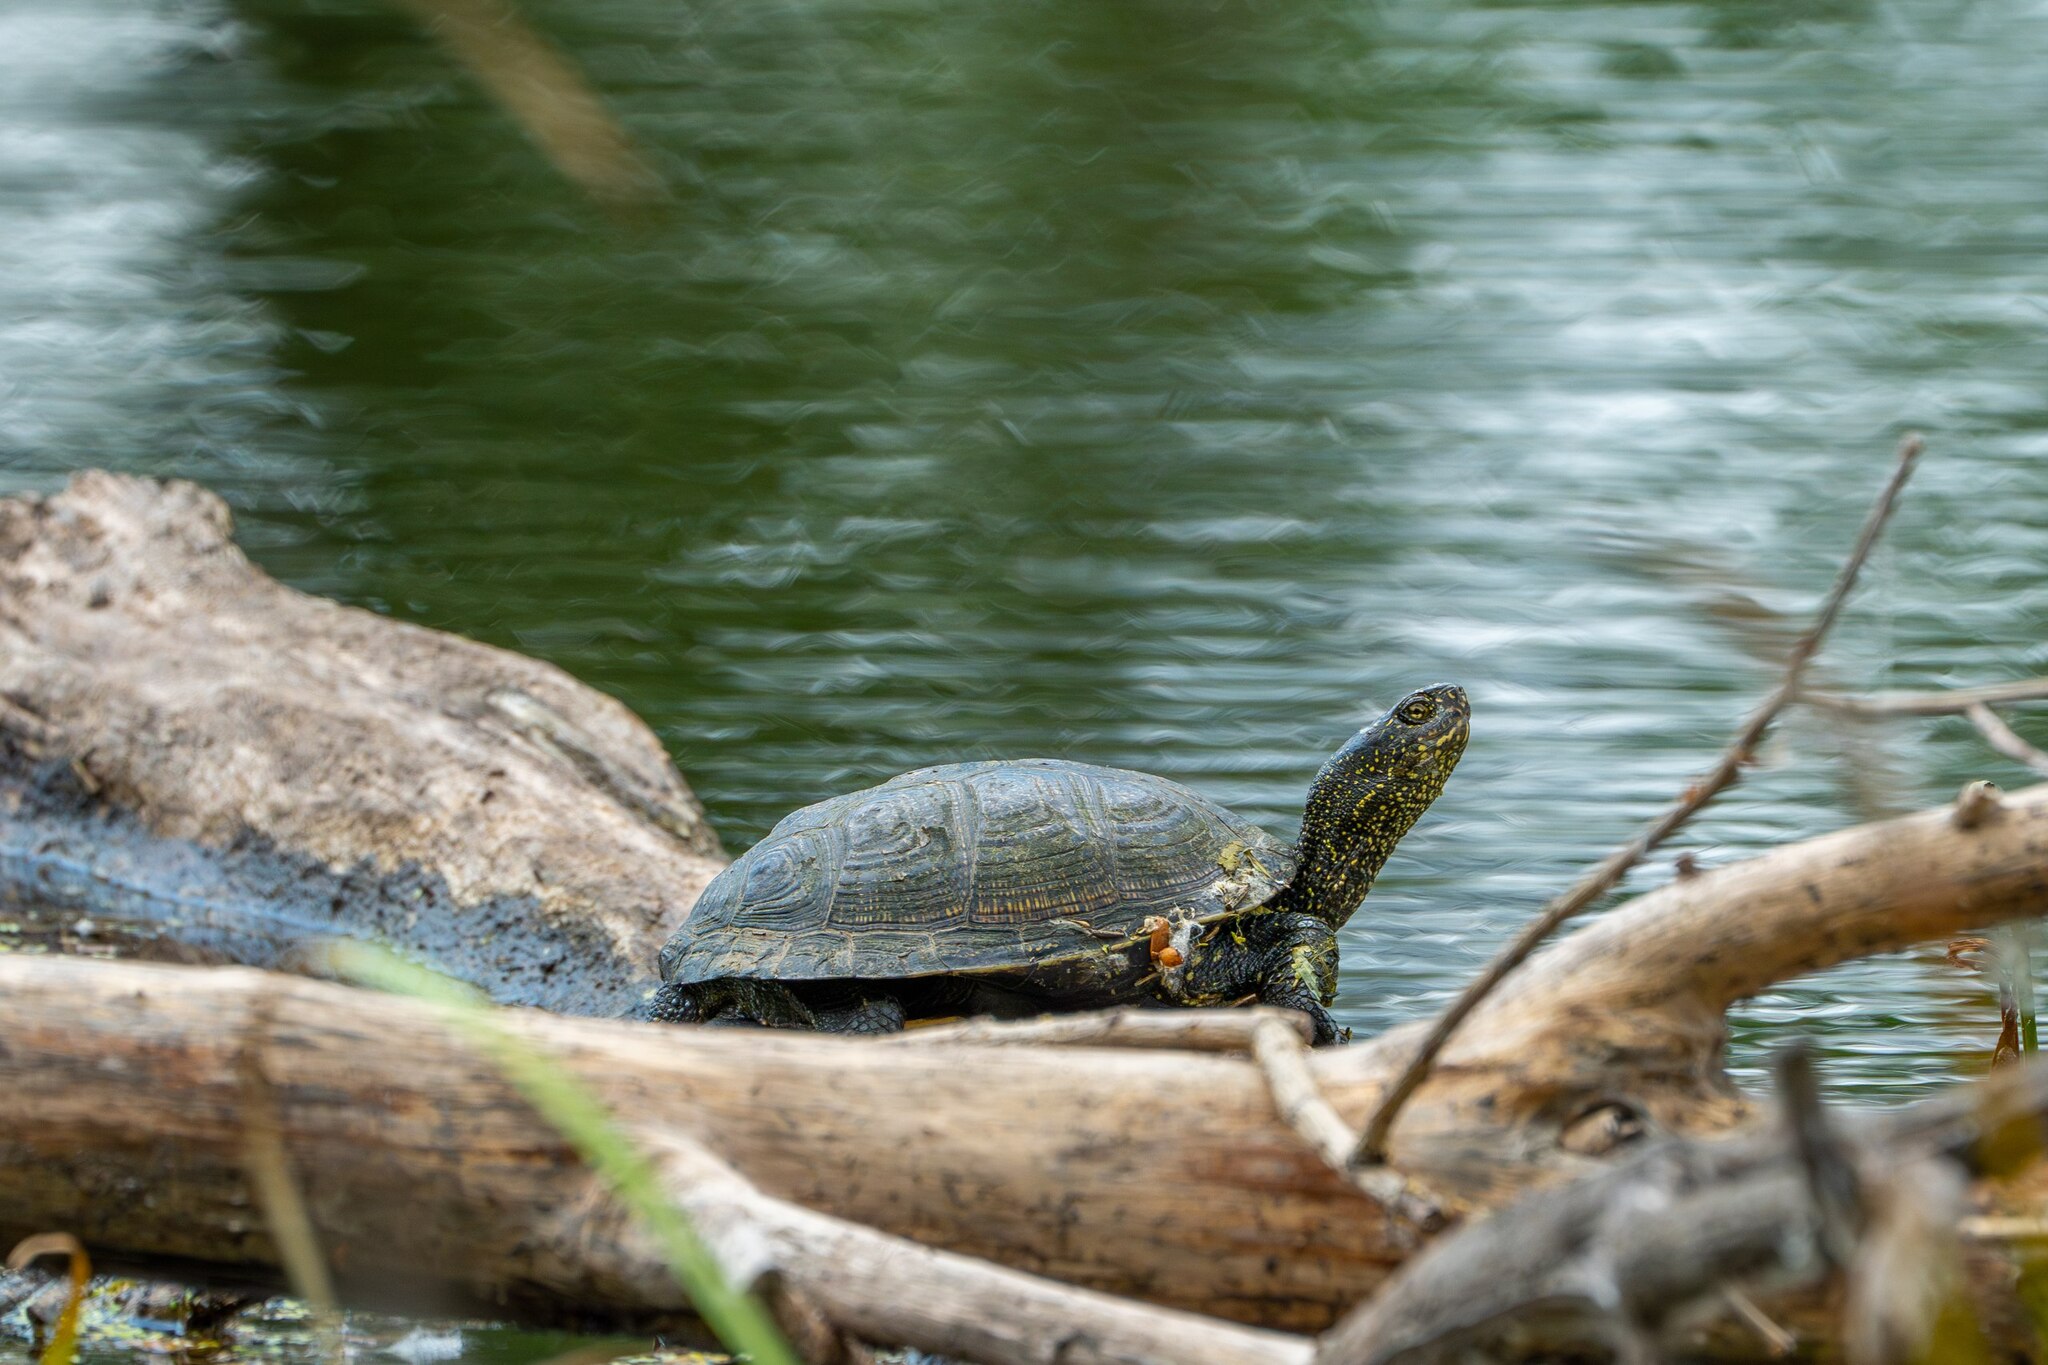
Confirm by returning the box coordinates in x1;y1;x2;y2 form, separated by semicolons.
7;0;2048;1111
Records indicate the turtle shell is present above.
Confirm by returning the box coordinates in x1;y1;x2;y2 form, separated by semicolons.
660;758;1296;1002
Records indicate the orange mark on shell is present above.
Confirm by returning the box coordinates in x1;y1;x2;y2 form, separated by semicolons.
1140;915;1173;958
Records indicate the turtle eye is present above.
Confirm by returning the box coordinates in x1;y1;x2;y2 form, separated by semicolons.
1398;698;1436;725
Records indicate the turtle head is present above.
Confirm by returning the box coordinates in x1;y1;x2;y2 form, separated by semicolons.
1278;683;1469;927
1338;682;1469;802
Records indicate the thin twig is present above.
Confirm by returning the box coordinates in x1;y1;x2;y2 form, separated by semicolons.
1804;676;2048;717
0;693;54;749
1353;433;1927;1166
1722;1287;1797;1358
1965;704;2048;777
1249;1019;1440;1233
1960;1216;2048;1241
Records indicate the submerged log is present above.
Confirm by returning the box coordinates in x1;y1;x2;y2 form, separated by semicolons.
0;472;723;1016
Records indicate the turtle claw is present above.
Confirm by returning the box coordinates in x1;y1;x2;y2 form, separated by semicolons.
1306;1004;1347;1046
818;996;908;1035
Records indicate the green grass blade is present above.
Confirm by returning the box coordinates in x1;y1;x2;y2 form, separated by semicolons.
2004;925;2040;1056
5;1234;89;1365
323;942;800;1365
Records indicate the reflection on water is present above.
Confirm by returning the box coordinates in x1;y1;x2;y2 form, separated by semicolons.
4;0;2048;1105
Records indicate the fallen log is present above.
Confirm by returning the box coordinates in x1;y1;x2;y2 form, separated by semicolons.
1318;1046;2048;1365
0;472;723;1016
6;763;2048;1339
7;472;2048;1359
633;1130;1316;1365
1346;775;2048;1186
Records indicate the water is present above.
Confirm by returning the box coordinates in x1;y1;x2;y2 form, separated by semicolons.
6;0;2048;1124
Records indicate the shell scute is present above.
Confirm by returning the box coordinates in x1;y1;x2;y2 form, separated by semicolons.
961;765;1120;927
725;832;828;928
824;778;970;929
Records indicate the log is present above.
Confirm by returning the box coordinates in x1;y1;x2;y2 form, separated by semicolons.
8;952;2040;1365
0;956;1398;1333
1345;776;2048;1185
1317;1048;2048;1365
0;473;724;1016
631;1131;1314;1365
7;472;2048;1356
6;758;2048;1340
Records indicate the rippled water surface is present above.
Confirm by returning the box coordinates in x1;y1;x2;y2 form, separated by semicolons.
6;0;2048;1112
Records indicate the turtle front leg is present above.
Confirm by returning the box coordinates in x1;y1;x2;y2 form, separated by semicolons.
1250;912;1345;1045
1170;911;1345;1045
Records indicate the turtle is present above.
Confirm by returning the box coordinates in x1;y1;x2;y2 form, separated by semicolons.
649;682;1468;1043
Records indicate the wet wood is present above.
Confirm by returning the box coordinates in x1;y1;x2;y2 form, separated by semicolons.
0;472;724;1016
1350;775;2048;1176
0;956;1411;1333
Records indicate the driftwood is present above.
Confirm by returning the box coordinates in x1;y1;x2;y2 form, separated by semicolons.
638;1130;1315;1365
1315;1041;2048;1365
6;473;2048;1362
0;472;721;1015
6;768;2048;1347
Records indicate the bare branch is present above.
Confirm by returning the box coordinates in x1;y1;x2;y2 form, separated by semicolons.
1449;779;2048;1043
913;1011;1443;1224
1950;779;2004;829
388;0;667;209
1964;704;2048;777
630;1129;1315;1365
1353;433;1927;1166
1722;1288;1796;1357
1959;1217;2048;1242
1318;1050;2042;1365
1804;677;2048;717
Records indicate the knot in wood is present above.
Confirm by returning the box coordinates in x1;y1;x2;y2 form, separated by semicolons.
1559;1100;1647;1157
1952;780;2004;830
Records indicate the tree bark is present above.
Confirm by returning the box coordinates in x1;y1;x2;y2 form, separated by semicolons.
631;1131;1316;1365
